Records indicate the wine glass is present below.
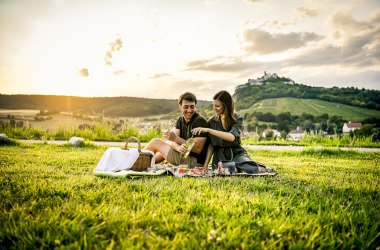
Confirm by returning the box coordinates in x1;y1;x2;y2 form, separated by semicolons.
161;120;174;139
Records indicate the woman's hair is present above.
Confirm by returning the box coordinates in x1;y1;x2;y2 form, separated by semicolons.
178;92;197;105
213;90;237;131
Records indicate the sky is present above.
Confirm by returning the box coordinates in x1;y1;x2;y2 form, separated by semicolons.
0;0;379;100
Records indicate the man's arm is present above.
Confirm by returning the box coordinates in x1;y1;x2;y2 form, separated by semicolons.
191;136;206;154
168;128;206;154
166;128;187;154
173;128;186;145
190;116;208;154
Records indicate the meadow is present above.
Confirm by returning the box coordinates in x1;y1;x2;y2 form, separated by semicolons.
1;143;379;249
239;97;380;120
2;108;380;148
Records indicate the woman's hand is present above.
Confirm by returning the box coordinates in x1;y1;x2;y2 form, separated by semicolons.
202;166;208;174
192;127;208;135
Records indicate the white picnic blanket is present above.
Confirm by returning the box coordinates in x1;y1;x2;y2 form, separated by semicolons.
94;147;154;172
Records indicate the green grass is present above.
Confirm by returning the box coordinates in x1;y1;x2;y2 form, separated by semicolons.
239;97;380;120
0;124;159;143
242;133;380;148
1;144;379;249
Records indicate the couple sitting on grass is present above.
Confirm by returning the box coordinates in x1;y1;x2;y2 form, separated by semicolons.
145;91;272;174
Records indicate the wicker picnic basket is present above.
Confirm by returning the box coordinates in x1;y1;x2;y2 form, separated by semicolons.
123;136;152;171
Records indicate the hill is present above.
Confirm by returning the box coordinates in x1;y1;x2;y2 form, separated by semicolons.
233;72;380;111
238;97;380;121
1;73;379;122
0;94;210;117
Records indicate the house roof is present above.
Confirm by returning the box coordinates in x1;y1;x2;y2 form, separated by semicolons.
345;122;362;128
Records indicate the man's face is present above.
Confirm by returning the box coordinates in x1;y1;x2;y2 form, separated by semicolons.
179;100;196;122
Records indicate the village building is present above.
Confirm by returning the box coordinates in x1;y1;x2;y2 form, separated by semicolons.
240;71;295;89
247;71;279;85
342;122;362;133
262;128;281;139
288;126;304;141
139;122;153;131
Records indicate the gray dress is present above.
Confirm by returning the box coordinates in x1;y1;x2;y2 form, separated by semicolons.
208;114;261;173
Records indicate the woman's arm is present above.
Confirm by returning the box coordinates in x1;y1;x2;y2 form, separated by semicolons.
203;143;214;170
192;127;235;142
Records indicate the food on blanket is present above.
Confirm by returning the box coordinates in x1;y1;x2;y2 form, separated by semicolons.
191;167;207;175
189;167;216;177
173;166;189;177
217;161;231;175
178;168;187;174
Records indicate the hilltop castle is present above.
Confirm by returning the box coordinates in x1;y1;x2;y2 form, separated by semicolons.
246;71;295;85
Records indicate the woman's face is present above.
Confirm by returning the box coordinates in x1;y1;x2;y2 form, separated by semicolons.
213;99;225;115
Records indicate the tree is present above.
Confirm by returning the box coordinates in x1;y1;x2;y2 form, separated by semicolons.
277;120;290;133
355;124;373;138
264;129;273;140
280;131;287;140
10;119;16;128
372;128;380;141
247;124;255;132
303;120;315;133
277;112;291;122
318;113;329;121
301;113;315;122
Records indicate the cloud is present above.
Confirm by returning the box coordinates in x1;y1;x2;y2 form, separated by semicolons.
369;9;380;24
170;79;207;89
283;30;380;68
285;11;380;68
104;36;123;66
165;79;210;100
262;7;319;29
185;56;259;72
244;0;261;3
262;20;296;28
243;28;323;54
292;69;380;91
295;7;319;18
150;73;171;78
168;78;235;101
113;70;125;75
78;68;89;77
329;11;371;34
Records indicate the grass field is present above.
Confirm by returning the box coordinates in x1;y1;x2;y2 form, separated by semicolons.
239;97;380;120
0;109;98;131
1;143;379;249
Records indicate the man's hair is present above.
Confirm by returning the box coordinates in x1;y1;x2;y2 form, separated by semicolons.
178;92;197;105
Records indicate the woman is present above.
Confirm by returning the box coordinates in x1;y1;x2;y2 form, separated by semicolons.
192;90;272;174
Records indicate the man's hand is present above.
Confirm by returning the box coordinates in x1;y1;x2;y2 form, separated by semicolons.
178;143;189;154
163;131;176;141
164;131;177;142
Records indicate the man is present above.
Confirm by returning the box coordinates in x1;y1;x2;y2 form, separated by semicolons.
145;92;208;167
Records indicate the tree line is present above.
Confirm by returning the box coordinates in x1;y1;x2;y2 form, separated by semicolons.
244;111;380;136
0;94;209;117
